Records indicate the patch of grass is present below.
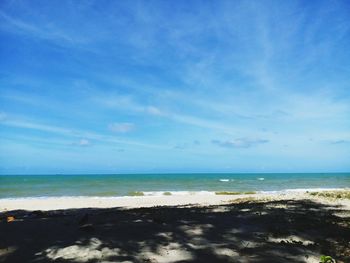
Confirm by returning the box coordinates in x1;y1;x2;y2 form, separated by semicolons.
128;191;145;196
308;191;350;199
320;255;336;263
215;191;241;195
243;191;256;195
163;192;172;196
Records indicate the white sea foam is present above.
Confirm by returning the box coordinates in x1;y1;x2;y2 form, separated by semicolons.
1;188;349;201
259;187;349;194
257;177;265;180
143;191;216;196
219;179;230;182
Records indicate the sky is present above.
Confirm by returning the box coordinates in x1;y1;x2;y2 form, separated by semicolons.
0;0;350;174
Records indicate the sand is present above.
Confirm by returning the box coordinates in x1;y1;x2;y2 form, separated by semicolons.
1;191;350;263
1;191;349;212
0;193;248;211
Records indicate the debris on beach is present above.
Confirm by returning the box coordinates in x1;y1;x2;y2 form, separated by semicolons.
6;216;15;223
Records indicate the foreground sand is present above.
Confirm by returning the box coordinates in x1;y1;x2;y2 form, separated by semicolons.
1;192;350;263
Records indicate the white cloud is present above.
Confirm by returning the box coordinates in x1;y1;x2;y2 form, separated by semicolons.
146;106;163;116
108;122;134;133
0;115;166;149
78;139;90;146
212;138;269;149
2;119;73;135
94;93;247;136
0;11;87;46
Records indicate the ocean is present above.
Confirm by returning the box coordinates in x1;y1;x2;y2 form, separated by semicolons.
0;173;349;199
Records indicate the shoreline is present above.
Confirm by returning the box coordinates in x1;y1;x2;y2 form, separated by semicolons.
1;189;349;211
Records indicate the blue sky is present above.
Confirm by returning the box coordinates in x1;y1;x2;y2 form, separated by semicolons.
0;0;349;174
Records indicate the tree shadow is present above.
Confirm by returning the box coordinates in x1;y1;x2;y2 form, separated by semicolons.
1;199;349;263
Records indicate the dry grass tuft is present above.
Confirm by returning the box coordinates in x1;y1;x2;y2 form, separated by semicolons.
309;190;350;200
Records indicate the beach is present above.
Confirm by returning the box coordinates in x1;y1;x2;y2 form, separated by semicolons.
0;190;350;211
2;0;350;262
1;190;350;263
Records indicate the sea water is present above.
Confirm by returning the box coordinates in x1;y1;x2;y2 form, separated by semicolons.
0;173;349;198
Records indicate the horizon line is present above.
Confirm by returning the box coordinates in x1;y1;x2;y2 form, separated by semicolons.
1;171;349;176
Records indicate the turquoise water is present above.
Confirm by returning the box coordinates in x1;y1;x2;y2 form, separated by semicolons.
0;173;349;198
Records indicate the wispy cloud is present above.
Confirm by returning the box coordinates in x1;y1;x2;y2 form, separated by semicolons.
95;93;252;136
69;138;91;147
1;118;74;135
331;140;350;145
212;138;269;149
0;115;165;150
1;0;349;172
108;122;134;133
78;139;90;147
0;11;87;46
173;141;200;150
173;144;187;150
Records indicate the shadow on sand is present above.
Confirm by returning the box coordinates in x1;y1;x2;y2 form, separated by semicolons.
1;199;349;263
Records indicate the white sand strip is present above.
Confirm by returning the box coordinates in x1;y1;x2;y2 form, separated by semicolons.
0;191;349;211
0;194;248;211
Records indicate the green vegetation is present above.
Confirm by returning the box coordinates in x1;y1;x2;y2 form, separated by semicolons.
163;192;172;196
309;191;350;199
128;191;145;196
320;255;336;263
215;191;256;195
215;191;241;195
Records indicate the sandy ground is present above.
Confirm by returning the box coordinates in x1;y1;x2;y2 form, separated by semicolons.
0;192;350;263
0;193;249;211
1;191;349;211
